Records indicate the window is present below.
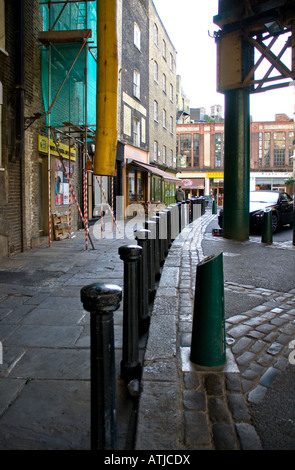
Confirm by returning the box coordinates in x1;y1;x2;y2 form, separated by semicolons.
128;170;145;202
274;131;285;166
264;132;271;166
162;74;166;93
169;83;173;102
170;116;173;134
153;141;158;161
162;39;166;59
215;133;223;167
134;22;141;50
154;23;158;46
169;53;173;71
163;109;166;128
179;134;191;167
0;81;2;168
133;69;140;99
289;131;294;166
154;100;158;122
259;132;263;166
193;134;200;167
154;61;158;82
171;149;175;165
163;145;166;164
133;118;140;147
0;0;5;51
55;158;74;206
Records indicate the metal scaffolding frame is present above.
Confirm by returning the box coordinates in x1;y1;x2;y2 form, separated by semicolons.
39;0;97;249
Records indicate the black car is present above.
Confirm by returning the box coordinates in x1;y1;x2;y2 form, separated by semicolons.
218;190;294;233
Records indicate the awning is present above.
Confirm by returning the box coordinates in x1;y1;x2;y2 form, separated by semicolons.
129;161;181;183
181;178;205;189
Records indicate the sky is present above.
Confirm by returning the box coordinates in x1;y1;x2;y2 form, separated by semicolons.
152;0;295;122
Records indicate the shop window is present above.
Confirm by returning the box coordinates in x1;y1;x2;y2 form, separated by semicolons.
127;170;145;203
55;158;74;206
152;175;162;202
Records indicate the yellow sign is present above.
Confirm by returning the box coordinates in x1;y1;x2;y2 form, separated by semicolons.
38;135;76;161
207;172;224;178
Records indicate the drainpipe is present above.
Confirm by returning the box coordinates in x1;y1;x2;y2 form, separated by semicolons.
16;0;25;251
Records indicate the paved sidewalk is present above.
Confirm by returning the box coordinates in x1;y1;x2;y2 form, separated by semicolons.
0;224;139;450
0;210;295;451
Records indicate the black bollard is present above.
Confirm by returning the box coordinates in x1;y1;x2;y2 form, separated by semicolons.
118;245;142;383
134;229;151;333
163;208;171;252
170;204;179;240
261;208;273;244
157;211;167;265
80;282;122;450
151;215;161;279
144;220;156;301
177;202;182;233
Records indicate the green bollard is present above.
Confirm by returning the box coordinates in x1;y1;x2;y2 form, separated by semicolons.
212;199;217;214
190;252;226;367
261;208;273;244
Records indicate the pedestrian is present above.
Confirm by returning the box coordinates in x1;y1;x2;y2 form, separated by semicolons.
175;185;185;202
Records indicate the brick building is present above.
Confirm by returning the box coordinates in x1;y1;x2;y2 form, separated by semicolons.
0;0;84;258
176;113;295;203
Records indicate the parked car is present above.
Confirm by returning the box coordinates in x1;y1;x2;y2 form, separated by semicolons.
218;190;294;233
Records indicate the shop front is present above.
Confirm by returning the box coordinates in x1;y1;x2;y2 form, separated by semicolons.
250;172;292;192
181;177;205;199
38;135;79;236
125;158;180;216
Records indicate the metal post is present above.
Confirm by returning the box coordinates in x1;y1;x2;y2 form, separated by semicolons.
223;88;250;241
118;245;142;383
170;204;179;240
261;208;273;244
190;253;226;367
177;202;182;233
134;229;151;334
157;211;167;265
80;283;122;450
144;220;156;301
151;215;161;279
163;208;171;252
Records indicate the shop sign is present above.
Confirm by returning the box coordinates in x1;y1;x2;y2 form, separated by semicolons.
182;179;193;187
207;172;224;178
38;135;76;160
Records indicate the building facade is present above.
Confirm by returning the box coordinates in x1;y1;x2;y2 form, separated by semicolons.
0;0;182;258
176;113;295;204
0;0;82;257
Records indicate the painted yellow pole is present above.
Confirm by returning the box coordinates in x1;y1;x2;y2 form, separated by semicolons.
94;0;118;176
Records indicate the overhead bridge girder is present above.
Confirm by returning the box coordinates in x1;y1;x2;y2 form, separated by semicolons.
214;1;295;242
214;0;295;93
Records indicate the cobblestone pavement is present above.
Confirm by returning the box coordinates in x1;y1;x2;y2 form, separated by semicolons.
136;212;295;450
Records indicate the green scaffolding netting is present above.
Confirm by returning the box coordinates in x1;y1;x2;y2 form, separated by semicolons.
40;1;97;130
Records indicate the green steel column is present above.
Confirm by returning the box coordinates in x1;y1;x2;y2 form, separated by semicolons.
223;88;250;241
